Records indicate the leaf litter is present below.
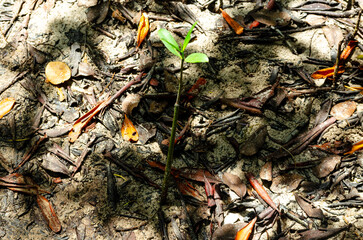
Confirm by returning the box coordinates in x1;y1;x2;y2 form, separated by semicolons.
0;0;363;239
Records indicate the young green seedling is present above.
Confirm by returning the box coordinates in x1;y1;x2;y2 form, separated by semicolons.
158;22;208;204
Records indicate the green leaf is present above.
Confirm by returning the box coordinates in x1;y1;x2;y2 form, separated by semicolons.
182;22;197;52
158;28;182;58
185;53;209;63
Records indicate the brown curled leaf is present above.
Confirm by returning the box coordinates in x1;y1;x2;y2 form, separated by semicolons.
45;62;71;85
36;194;62;233
121;93;142;116
220;8;244;35
221;172;246;198
0;98;15;119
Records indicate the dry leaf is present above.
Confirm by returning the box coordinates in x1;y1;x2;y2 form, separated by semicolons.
42;153;70;176
240;125;267;156
298;226;350;240
330;101;356;120
137;12;149;47
45;62;71;85
221;172;246;198
69;98;109;142
311;66;344;79
250;9;290;27
86;1;109;24
36;194;62;233
77;62;96;77
260;161;272;181
322;25;344;48
313;155;341;178
0;98;15;119
270;173;304;193
345;139;363;155
295;194;324;219
235;217;257;240
220;8;244;35
112;9;126;23
212;222;245;240
121;94;142;116
121;114;138;142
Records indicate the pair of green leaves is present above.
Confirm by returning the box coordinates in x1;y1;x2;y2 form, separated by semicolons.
158;22;209;63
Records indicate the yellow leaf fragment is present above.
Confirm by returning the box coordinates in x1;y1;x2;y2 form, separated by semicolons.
45;61;71;85
0;98;15;119
345;140;363;155
121;114;138;142
57;87;65;102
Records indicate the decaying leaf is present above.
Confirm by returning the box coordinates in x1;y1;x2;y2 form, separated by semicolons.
112;9;126;23
295;194;324;219
121;94;142;116
36;194;62;233
322;25;344;48
221;172;246;198
298;226;350;240
247;172;279;212
270;173;304;193
69;98;109;142
330;101;356;120
240;125;267;156
260;161;272;181
311;40;358;79
136;123;156;144
235;217;257;240
86;0;109;24
121;114;139;142
313;155;341;178
311;66;344;79
76;62;96;77
0;97;15;119
250;9;290;27
212;222;245;240
45;62;71;85
220;8;244;35
137;12;149;47
42;153;71;176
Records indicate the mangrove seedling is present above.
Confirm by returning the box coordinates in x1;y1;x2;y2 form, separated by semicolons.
158;22;209;204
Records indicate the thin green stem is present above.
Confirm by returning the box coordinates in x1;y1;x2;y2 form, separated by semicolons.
160;58;184;205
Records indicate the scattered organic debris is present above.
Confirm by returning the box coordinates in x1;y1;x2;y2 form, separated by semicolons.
0;0;362;239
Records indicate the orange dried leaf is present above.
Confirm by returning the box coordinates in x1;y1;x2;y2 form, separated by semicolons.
235;217;257;240
340;40;358;63
45;62;71;85
311;66;344;79
345;140;363;155
330;101;356;120
121;114;138;142
246;172;279;213
36;194;62;233
220;8;244;35
69;99;108;142
0;98;15;119
137;12;149;47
